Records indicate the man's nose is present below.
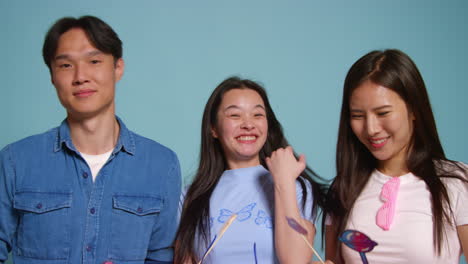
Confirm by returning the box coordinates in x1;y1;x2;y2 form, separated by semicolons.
72;63;90;85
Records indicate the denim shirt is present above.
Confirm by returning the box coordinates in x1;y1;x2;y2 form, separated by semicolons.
0;117;181;264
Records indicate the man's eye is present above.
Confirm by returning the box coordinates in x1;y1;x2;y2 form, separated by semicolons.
377;111;389;116
230;114;240;117
59;63;71;68
91;60;101;64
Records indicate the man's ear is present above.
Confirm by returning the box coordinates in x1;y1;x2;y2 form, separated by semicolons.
114;58;125;81
50;69;55;85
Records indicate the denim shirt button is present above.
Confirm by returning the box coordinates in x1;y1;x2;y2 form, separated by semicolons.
82;172;89;179
86;245;92;252
90;207;96;214
36;203;42;209
137;207;143;213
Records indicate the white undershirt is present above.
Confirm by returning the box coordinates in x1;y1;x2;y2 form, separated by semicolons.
80;150;113;182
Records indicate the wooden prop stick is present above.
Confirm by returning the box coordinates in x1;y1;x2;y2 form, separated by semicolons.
198;214;238;264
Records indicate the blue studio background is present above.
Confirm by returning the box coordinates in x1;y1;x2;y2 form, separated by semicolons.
1;1;467;263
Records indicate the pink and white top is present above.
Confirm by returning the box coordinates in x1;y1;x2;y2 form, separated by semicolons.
331;164;468;263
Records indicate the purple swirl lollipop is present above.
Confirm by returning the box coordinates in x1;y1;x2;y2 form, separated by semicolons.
339;229;378;264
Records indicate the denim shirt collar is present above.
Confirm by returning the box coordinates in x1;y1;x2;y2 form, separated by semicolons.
54;116;135;155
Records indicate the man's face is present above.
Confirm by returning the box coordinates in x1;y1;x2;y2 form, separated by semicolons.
51;27;124;120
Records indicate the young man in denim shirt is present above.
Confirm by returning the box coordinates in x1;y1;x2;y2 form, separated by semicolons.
0;16;181;264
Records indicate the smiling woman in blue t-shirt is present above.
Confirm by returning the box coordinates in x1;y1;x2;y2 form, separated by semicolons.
175;77;328;264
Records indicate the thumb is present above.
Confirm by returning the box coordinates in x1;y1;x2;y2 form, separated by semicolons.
298;154;306;167
298;154;306;164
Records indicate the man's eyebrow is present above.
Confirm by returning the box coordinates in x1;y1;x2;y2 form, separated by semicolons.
86;50;104;57
54;54;70;61
54;50;104;61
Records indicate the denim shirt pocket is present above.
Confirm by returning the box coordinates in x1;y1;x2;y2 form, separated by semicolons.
109;194;163;261
13;191;72;260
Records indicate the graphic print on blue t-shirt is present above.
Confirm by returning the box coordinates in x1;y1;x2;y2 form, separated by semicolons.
218;202;257;222
196;166;313;263
253;242;258;264
255;210;273;229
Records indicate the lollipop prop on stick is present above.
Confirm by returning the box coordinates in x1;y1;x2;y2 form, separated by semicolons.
339;230;378;264
198;214;238;264
286;217;325;264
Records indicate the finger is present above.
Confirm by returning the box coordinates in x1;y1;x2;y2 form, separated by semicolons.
298;154;306;165
272;148;281;156
265;156;271;168
270;149;278;158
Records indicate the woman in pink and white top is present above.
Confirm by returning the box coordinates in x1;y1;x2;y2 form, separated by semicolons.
324;49;468;264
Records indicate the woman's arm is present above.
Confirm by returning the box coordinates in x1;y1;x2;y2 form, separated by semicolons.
325;224;341;263
457;224;468;259
266;146;315;264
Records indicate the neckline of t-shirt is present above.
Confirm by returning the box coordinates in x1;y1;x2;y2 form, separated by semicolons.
373;169;420;184
80;149;113;159
221;165;270;183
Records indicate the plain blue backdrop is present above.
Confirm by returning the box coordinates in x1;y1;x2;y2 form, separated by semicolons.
1;1;467;263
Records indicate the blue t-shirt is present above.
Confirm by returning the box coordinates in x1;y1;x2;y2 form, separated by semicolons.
189;165;314;264
0;117;181;264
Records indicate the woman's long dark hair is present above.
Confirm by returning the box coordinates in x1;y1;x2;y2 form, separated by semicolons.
175;76;328;264
324;49;467;261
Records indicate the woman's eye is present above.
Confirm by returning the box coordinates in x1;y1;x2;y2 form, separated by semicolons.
90;60;101;64
254;113;265;117
350;114;363;119
377;111;389;116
